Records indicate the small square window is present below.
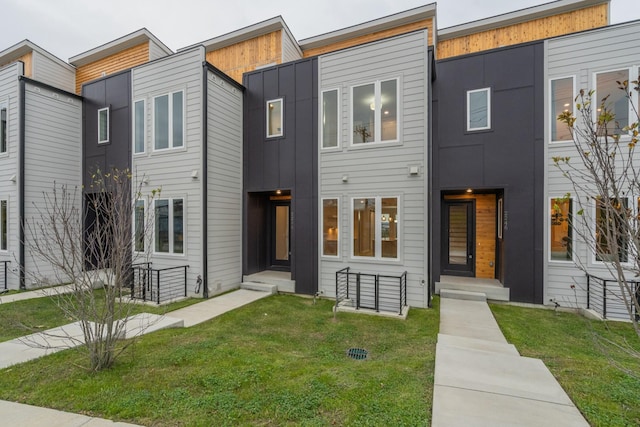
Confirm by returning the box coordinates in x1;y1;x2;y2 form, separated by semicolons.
267;98;283;138
467;88;490;131
98;107;109;144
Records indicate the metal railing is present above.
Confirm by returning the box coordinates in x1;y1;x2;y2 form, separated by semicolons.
131;263;189;304
1;260;9;291
335;267;407;315
586;273;640;320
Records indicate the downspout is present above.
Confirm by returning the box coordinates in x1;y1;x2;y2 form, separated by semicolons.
202;63;209;299
18;77;26;290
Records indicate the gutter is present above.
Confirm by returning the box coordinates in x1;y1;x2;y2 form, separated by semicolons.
18;78;25;289
202;62;209;299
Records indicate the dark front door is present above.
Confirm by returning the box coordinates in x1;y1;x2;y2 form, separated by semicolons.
442;200;475;276
270;202;291;270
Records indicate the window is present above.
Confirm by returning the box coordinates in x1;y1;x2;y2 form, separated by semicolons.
98;108;109;144
550;77;574;142
595;197;628;263
351;79;398;144
0;102;7;154
134;200;145;252
467;88;491;131
321;89;339;148
352;196;399;259
266;98;283;138
155;198;184;254
550;198;572;261
154;91;184;150
595;69;630;135
133;100;145;154
322;198;339;256
1;199;6;251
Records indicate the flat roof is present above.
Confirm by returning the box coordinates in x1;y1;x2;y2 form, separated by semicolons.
298;3;436;51
69;28;173;67
438;0;609;40
0;39;75;72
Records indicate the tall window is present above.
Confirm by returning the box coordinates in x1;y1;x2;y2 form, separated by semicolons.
550;77;574;142
550;198;572;261
155;198;184;254
154;91;184;150
352;197;399;259
595;197;628;263
351;79;398;144
0;103;7;154
467;88;491;131
595;69;629;135
322;198;339;256
266;98;283;138
0;199;7;251
98;107;109;144
321;89;338;148
134;200;145;252
133;100;145;154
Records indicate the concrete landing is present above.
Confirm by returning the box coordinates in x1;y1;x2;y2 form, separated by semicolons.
436;275;510;301
242;271;295;293
432;292;588;426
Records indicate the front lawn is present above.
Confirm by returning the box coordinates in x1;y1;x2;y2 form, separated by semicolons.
0;295;438;426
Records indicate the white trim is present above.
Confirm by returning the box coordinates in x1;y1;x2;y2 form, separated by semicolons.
548;196;574;263
266;98;284;138
153;197;186;256
321;197;340;258
350;195;401;262
320;88;340;150
133;99;146;155
466;87;491;131
0;198;7;252
350;78;400;146
152;90;185;151
549;75;576;143
97;107;109;144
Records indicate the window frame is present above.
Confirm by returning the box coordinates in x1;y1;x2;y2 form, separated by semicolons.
321;197;340;258
0;99;7;155
133;99;146;154
153;197;185;256
466;87;491;132
133;199;145;253
548;196;573;263
152;90;185;151
266;98;284;138
549;76;576;143
591;196;631;265
0;198;7;251
350;78;400;146
593;68;632;137
350;195;400;262
97;107;109;144
320;88;340;150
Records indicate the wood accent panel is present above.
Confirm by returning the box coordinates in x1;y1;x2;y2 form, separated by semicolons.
438;4;608;59
445;194;496;279
75;42;149;94
0;52;33;77
206;31;282;84
302;17;433;58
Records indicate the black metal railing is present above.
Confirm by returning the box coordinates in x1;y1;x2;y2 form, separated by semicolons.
131;263;189;304
1;260;9;291
335;267;407;315
586;273;640;320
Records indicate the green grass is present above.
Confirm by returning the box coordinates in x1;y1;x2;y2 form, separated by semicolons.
491;304;640;427
0;289;201;342
0;295;438;426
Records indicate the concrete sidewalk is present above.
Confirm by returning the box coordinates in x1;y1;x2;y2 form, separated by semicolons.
0;284;77;304
0;400;141;426
432;289;588;426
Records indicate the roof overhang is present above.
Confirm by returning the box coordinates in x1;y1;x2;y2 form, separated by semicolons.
0;39;75;72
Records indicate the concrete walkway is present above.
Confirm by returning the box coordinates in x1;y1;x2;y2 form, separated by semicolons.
0;284;77;304
0;285;274;426
432;289;589;426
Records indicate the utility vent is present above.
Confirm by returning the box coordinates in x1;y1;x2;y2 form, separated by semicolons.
346;348;368;360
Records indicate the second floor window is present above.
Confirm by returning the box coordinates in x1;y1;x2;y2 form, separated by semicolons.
154;91;184;150
351;79;398;144
98;107;109;144
267;98;283;138
467;88;491;131
0;103;7;154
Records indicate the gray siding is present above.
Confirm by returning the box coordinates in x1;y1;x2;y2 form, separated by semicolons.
0;63;22;289
281;30;302;64
207;71;243;294
23;82;82;287
318;31;429;308
132;47;204;296
545;21;640;319
31;50;75;93
149;40;171;61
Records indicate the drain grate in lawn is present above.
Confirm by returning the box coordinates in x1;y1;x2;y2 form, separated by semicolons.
347;347;368;360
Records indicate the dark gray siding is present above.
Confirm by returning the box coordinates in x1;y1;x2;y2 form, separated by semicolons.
432;42;544;303
243;58;318;295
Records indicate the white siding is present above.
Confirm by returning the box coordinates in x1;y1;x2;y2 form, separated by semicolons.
545;21;640;319
23;83;82;287
206;71;243;294
318;31;429;308
149;40;171;61
0;63;22;289
31;50;75;93
281;30;302;64
132;47;204;296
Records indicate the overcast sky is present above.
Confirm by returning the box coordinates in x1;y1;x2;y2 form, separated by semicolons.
1;0;638;61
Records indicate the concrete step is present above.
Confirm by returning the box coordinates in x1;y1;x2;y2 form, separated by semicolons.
437;333;519;356
242;272;295;293
241;282;278;294
436;281;509;301
440;289;486;301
